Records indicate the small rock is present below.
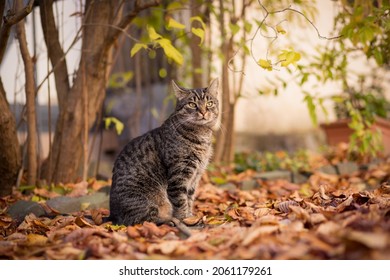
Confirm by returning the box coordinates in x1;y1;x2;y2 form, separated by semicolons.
254;170;291;181
336;162;359;175
317;165;338;175
81;192;109;210
291;172;311;184
46;196;84;213
7;201;46;223
241;179;259;190
219;183;237;191
46;192;109;213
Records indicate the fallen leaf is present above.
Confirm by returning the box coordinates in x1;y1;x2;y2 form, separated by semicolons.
242;225;279;246
346;231;388;249
183;214;203;226
276;200;299;213
67;181;89;197
336;195;354;212
26;233;48;246
127;226;141;239
75;216;93;228
316;221;342;236
310;213;327;224
90;209;103;225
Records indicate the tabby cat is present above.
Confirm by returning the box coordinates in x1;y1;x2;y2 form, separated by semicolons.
109;79;219;231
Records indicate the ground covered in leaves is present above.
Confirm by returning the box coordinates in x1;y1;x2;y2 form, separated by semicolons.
1;146;390;260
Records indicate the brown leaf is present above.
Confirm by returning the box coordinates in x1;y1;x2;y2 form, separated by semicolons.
6;232;27;242
90;209;103;225
127;226;141;239
147;240;181;255
46;245;85;260
254;207;271;218
319;184;331;200
346;231;388;249
316;221;342;236
369;169;388;179
33;188;59;199
32;219;50;231
64;228;99;244
139;222;176;238
310;213;327;225
26;233;48;246
183;214;203;226
288;205;311;222
0;216;13;229
258;214;280;225
276;200;299;213
336;195;354;212
376;182;390;194
75;216;93;228
67;181;89;197
242;225;279;246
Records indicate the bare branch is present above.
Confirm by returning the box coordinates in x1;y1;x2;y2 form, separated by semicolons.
15;0;37;185
106;0;161;44
0;0;34;63
39;0;70;107
0;0;6;31
229;0;343;73
3;0;34;25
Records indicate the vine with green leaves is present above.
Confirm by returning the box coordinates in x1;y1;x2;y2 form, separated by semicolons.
235;0;390;160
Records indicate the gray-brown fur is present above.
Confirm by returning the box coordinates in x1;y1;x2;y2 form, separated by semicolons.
109;79;219;230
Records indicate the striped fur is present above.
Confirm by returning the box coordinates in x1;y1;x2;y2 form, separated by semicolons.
109;79;219;226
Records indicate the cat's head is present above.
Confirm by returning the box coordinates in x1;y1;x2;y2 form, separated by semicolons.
172;79;219;129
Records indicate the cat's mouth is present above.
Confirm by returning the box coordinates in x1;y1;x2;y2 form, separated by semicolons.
194;116;216;126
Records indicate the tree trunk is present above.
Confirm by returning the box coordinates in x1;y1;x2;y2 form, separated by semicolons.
16;0;38;185
0;79;21;196
214;0;234;164
0;0;34;195
43;0;160;183
190;0;202;88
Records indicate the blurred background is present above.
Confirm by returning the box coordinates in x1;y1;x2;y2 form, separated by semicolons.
1;0;389;187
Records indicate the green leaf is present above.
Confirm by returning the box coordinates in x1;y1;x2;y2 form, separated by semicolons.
258;59;273;71
190;16;206;30
211;176;227;185
278;49;301;67
148;49;156;59
147;25;162;41
243;45;250;56
151;107;159;120
104;117;124;135
373;49;383;65
191;27;205;45
108;71;134;88
130;43;148;57
166;17;185;30
167;2;182;11
157;38;184;65
244;21;252;33
31;195;41;202
229;22;240;36
159;68;167;78
303;93;317;126
276;25;286;35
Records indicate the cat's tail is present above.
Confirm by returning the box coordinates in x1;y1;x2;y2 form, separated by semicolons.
157;217;192;239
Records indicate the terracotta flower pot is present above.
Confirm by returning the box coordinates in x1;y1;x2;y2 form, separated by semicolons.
320;117;390;155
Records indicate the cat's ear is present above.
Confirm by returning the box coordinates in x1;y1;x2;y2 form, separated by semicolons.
207;78;219;97
172;80;187;100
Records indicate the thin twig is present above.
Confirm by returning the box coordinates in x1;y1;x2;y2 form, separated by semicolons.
229;0;342;73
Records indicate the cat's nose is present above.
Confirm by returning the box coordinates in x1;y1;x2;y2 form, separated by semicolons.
198;107;207;118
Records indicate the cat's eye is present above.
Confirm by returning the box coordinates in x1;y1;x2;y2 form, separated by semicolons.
188;102;197;109
206;101;214;107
